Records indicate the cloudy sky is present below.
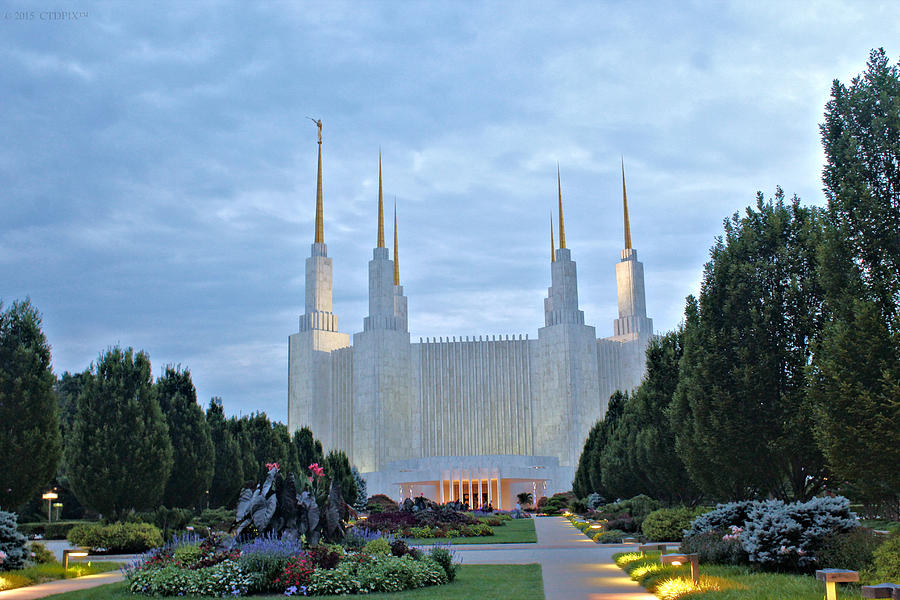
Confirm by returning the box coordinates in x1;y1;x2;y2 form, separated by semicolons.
2;1;897;422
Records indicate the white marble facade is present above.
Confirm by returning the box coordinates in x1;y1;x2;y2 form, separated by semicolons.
288;148;653;509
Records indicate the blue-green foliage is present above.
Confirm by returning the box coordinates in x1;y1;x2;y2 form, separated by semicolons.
0;511;27;570
686;496;859;570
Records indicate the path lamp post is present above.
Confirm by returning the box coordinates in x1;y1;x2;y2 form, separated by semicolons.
661;553;700;588
63;548;89;572
41;491;58;522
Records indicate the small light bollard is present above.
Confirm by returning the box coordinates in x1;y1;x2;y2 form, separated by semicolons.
815;569;858;600
861;582;900;598
622;536;639;543
639;542;668;557
63;548;89;572
660;553;700;588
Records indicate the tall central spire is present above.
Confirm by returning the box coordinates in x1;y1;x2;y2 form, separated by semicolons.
393;199;400;285
377;151;385;248
550;211;556;263
622;157;632;250
557;163;566;249
314;119;324;244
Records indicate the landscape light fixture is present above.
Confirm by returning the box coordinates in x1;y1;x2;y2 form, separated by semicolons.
815;569;859;600
661;553;700;587
41;491;58;522
63;549;89;571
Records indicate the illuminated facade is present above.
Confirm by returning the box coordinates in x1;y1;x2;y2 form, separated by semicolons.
288;132;653;508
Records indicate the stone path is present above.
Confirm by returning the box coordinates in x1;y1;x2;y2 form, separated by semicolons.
452;516;657;600
3;517;656;599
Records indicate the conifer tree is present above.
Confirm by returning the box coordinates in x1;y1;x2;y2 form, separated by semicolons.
0;300;61;509
292;426;324;477
157;366;214;509
65;347;173;518
324;449;357;504
206;398;243;508
672;192;826;500
811;48;900;510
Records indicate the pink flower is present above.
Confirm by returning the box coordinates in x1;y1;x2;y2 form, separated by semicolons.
265;462;279;471
308;463;325;478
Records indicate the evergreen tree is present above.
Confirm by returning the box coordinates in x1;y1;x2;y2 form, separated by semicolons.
206;398;244;508
572;391;626;498
599;330;700;504
292;426;324;477
351;467;367;510
672;192;826;500
55;370;88;435
811;48;900;510
0;299;61;509
324;449;357;504
228;417;258;487
65;347;173;518
156;367;214;509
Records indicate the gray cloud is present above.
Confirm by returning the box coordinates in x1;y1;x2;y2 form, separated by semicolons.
2;0;898;421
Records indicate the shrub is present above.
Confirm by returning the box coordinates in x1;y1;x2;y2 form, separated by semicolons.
642;507;704;541
130;506;194;539
741;496;858;570
0;511;27;570
307;545;343;570
127;559;252;596
238;534;304;592
428;545;458;582
817;527;884;571
586;493;605;510
606;514;638;533
367;494;399;513
17;521;84;540
196;507;235;530
26;541;56;564
364;537;393;556
873;532;900;581
593;529;627;543
67;522;163;553
688;500;767;535
680;530;748;565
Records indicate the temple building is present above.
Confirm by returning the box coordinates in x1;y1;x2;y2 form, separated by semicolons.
288;125;653;509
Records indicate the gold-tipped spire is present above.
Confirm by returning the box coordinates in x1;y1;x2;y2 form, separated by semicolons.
557;163;566;249
377;150;385;248
313;118;324;244
393;199;400;285
550;211;556;263
622;157;632;250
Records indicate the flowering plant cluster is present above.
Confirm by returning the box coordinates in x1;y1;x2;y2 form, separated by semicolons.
125;530;459;597
721;525;743;541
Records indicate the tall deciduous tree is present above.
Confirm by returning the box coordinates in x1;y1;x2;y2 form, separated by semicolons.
672;191;826;500
206;398;244;508
65;347;173;518
156;366;214;509
0;300;61;509
811;48;900;511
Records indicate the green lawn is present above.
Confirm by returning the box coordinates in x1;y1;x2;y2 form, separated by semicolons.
405;518;537;545
0;561;122;592
615;552;863;600
40;564;544;600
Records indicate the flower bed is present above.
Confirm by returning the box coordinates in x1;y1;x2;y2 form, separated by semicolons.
124;532;458;597
356;505;501;539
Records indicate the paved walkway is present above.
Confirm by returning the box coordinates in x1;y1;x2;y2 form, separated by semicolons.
0;571;124;599
3;517;656;599
453;516;657;600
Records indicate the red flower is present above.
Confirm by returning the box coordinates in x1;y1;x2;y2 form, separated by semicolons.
266;462;280;471
308;463;325;478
